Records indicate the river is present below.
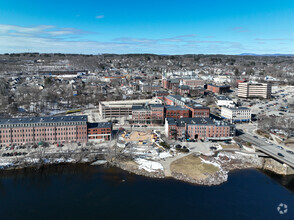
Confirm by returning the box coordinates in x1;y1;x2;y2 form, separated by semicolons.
0;164;293;220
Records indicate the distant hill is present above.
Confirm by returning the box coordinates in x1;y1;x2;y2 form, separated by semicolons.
240;53;294;56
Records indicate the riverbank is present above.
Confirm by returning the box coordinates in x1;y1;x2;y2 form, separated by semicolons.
0;147;292;186
109;150;294;186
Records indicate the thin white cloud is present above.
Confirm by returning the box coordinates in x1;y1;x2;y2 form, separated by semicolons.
0;24;93;37
0;24;292;54
230;27;249;33
96;15;104;19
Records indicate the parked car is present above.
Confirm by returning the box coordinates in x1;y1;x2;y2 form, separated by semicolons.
175;144;182;149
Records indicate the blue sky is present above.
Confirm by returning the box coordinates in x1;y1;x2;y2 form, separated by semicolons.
0;0;294;54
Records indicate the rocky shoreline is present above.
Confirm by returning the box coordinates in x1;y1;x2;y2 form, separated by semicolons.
107;152;293;186
0;151;292;186
110;159;165;179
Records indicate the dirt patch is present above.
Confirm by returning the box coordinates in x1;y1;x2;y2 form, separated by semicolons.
125;131;152;142
170;154;219;180
220;144;240;149
256;129;271;139
284;138;294;148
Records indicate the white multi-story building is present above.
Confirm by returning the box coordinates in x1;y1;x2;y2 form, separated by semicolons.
238;82;271;99
99;98;162;119
215;96;235;108
221;107;251;123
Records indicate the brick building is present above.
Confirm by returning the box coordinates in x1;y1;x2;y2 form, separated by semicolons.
186;105;210;117
163;95;210;117
189;87;205;97
162;78;180;90
165;105;190;119
178;85;190;96
207;84;230;94
132;104;164;125
165;117;235;141
152;90;169;98
0;116;88;146
87;122;112;141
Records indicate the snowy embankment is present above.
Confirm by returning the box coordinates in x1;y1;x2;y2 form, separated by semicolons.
0;157;81;170
135;158;163;172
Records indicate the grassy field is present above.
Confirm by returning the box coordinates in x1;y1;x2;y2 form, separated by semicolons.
170;154;219;180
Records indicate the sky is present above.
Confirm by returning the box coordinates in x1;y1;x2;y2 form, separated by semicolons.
0;0;294;54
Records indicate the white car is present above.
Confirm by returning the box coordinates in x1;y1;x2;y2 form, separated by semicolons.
276;146;284;150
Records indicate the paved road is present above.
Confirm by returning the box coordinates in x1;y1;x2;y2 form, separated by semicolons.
239;133;294;167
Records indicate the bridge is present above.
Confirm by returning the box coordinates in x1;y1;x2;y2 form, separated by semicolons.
239;133;294;168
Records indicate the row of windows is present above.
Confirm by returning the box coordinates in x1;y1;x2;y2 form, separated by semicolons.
89;129;110;132
0;122;86;128
0;132;87;138
0;136;87;143
0;126;87;133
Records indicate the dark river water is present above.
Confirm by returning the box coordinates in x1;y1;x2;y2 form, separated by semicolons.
0;164;293;220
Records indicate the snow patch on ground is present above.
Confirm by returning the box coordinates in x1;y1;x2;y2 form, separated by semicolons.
0;162;13;168
200;157;221;169
91;160;107;165
24;158;40;163
54;158;76;163
135;158;163;172
159;152;172;159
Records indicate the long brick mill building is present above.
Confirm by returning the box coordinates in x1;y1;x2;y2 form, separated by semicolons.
0;116;88;146
0;116;113;146
165;117;235;141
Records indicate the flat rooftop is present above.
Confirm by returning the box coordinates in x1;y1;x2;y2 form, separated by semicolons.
87;122;112;129
215;95;232;101
223;107;250;111
100;99;161;106
167;117;231;126
165;105;189;111
208;84;230;88
0;115;88;125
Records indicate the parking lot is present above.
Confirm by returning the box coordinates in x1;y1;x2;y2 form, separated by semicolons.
239;85;294;117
